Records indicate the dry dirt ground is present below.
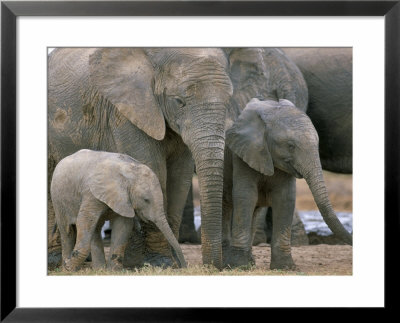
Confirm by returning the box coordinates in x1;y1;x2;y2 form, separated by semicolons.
182;244;352;275
184;171;353;275
51;172;353;276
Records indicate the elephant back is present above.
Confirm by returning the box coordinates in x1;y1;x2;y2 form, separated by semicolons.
281;48;353;173
262;48;308;112
281;48;352;112
48;48;95;119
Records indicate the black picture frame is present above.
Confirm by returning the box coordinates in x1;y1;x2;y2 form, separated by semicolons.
1;1;398;321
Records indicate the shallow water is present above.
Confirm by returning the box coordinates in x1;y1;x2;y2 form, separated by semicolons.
298;210;353;236
193;206;353;236
101;207;352;237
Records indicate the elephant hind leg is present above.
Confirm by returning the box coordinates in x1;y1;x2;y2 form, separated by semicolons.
251;207;268;246
64;198;107;271
57;221;76;264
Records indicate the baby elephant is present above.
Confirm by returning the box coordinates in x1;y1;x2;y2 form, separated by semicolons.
51;149;186;271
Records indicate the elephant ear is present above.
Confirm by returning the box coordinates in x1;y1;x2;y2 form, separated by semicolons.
88;161;135;218
278;99;295;107
89;48;165;140
226;106;274;176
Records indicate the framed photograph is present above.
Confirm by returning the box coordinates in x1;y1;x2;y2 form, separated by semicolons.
2;0;398;320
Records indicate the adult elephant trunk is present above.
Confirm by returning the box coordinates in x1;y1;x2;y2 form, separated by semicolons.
183;103;226;269
155;216;187;268
301;153;353;245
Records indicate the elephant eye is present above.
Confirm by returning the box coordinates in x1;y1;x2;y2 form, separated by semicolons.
143;198;150;204
288;142;295;152
174;96;186;108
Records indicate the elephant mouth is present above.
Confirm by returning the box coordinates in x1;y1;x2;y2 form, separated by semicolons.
135;210;149;224
287;164;303;179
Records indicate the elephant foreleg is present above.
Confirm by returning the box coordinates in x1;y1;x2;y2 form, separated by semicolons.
227;155;259;267
270;177;296;270
222;148;233;265
123;217;145;268
166;149;194;237
108;216;134;271
165;149;194;265
222;197;233;266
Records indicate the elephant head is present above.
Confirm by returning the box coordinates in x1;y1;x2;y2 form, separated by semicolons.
226;98;352;245
225;47;308;113
89;157;187;268
88;48;233;267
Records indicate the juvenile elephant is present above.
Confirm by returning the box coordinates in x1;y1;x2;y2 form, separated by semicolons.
51;150;186;271
282;48;352;174
225;47;353;253
48;48;233;269
224;98;352;269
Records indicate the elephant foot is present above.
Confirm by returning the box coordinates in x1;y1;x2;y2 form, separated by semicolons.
63;250;89;271
106;254;125;271
107;263;123;271
48;250;62;270
270;254;296;271
63;258;81;272
222;242;231;267
224;246;255;269
92;263;106;270
252;232;267;246
143;252;174;268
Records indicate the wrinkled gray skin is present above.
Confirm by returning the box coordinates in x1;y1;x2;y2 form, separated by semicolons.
178;48;353;268
221;47;308;267
225;47;308;114
225;99;352;269
220;47;351;269
48;48;233;269
178;185;200;244
179;47;309;245
282;48;352;174
51;150;186;271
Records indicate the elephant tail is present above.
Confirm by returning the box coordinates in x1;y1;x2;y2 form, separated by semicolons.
51;222;58;237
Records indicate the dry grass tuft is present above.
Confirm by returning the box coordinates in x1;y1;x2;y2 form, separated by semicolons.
48;264;318;276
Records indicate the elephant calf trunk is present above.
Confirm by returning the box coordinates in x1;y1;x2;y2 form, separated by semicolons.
305;168;353;245
155;217;187;268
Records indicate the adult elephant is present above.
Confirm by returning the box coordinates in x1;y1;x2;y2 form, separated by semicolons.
48;48;233;269
281;48;353;174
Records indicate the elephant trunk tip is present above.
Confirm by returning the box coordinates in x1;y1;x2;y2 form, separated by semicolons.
154;217;187;269
179;258;187;269
304;167;353;247
344;232;353;246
